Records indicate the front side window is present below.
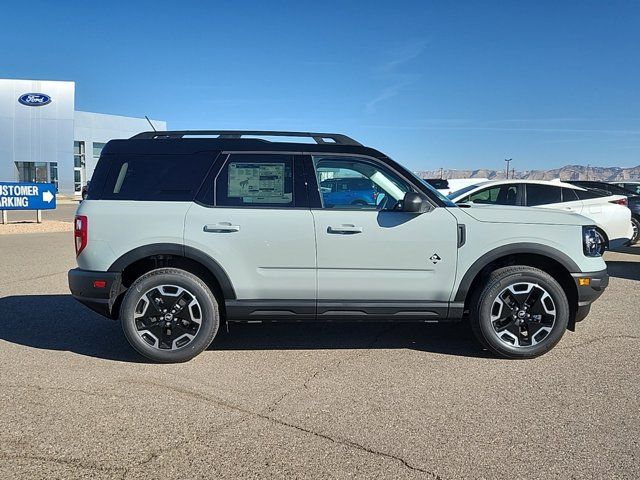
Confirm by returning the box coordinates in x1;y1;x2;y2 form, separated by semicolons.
464;184;521;206
526;184;562;206
216;154;295;207
313;156;409;210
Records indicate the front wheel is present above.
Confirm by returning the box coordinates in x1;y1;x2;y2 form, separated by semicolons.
629;217;639;245
120;268;220;363
470;266;569;359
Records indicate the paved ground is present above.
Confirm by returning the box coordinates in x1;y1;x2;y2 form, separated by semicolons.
0;232;638;479
2;203;77;223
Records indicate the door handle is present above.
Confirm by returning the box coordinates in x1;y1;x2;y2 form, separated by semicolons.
327;224;363;234
203;223;240;233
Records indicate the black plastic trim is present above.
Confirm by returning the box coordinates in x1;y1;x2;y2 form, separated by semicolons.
107;243;236;299
225;299;456;322
572;269;609;307
453;243;581;303
317;300;450;321
131;130;363;146
68;269;122;319
226;300;316;322
457;224;466;248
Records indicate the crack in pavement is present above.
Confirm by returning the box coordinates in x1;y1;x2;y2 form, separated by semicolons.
0;270;68;288
131;379;439;477
122;326;445;478
119;405;253;479
2;383;130;401
120;450;161;480
265;325;396;413
557;334;640;351
0;451;125;475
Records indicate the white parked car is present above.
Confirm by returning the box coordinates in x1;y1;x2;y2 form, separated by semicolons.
425;177;488;196
610;181;640;195
448;180;633;249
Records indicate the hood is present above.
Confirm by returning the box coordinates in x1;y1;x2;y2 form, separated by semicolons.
454;205;590;226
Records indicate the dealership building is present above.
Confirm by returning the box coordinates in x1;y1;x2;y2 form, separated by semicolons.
0;79;166;196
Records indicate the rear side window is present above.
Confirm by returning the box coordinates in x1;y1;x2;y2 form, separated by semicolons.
98;154;213;201
526;184;562;206
215;154;295;207
562;188;580;202
575;188;605;200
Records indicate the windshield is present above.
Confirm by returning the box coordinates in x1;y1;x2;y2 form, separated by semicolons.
447;182;489;200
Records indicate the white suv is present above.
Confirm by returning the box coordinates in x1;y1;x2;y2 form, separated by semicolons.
69;131;609;362
448;179;633;249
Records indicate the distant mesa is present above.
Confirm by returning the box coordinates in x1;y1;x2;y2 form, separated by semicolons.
417;164;640;181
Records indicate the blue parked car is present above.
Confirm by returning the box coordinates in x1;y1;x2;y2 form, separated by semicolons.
320;177;379;207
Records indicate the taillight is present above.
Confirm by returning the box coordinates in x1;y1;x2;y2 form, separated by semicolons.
75;215;88;256
610;198;628;207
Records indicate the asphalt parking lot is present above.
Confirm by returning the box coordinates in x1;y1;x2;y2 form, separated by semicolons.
0;230;638;479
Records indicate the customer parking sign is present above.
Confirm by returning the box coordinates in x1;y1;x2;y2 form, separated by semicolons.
0;182;57;210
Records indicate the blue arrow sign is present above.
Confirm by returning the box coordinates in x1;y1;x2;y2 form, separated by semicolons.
0;182;57;210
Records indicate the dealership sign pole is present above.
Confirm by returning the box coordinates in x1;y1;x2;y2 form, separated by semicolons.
0;182;57;224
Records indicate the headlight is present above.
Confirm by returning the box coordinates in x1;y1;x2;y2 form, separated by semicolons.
583;226;604;257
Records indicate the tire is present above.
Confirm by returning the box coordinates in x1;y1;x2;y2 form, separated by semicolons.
469;266;569;359
120;268;220;363
629;217;640;245
595;229;608;251
351;200;368;206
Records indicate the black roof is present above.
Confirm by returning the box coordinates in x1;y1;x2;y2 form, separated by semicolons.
102;130;388;159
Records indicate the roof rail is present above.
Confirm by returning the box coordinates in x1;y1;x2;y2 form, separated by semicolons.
130;130;363;146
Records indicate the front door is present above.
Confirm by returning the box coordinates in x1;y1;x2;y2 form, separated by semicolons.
309;155;459;321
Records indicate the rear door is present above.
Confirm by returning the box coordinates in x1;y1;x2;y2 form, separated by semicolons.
308;154;459;320
184;153;316;319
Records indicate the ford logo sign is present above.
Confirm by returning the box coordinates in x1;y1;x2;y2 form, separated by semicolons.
18;93;52;107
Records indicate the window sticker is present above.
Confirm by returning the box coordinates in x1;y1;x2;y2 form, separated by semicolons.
228;163;291;203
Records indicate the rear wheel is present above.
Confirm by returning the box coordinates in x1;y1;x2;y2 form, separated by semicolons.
470;266;569;359
120;268;219;363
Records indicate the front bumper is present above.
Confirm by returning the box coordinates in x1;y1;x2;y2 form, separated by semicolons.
571;269;609;323
68;268;122;319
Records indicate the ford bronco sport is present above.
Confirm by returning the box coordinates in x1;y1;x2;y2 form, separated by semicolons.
68;131;609;362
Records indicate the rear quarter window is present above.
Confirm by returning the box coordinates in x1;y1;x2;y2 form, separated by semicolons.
94;154;215;201
575;188;605;200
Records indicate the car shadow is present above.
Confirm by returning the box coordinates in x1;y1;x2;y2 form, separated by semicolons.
0;295;490;362
605;260;640;281
611;245;640;255
0;295;145;363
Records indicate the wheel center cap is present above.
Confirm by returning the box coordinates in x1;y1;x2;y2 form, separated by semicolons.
517;310;527;319
164;313;174;321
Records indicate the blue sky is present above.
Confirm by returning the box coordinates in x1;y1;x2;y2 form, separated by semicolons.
2;0;639;171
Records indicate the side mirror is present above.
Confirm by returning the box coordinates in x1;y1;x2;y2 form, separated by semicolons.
402;192;431;213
